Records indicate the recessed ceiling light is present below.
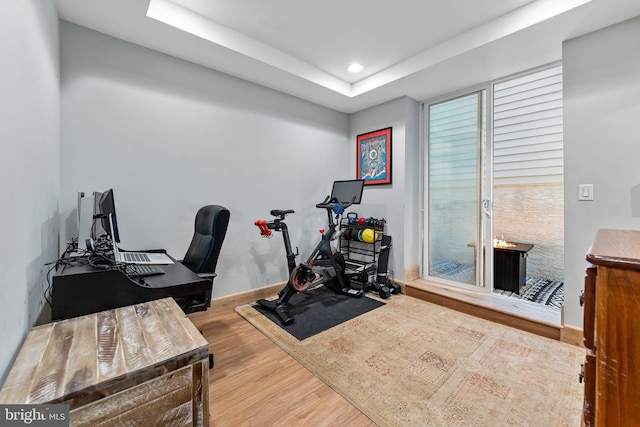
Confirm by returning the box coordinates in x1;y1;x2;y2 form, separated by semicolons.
348;63;364;73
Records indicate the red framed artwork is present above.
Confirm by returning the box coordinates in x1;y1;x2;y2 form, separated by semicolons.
357;127;392;185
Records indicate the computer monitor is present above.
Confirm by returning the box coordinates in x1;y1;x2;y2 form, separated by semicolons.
330;179;365;205
77;192;96;250
91;191;104;238
97;189;120;243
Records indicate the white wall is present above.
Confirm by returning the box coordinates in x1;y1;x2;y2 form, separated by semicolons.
563;16;640;327
60;22;351;298
350;97;420;280
0;0;60;386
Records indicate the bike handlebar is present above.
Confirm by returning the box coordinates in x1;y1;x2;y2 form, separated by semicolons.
315;195;356;211
256;194;354;237
254;219;272;237
255;209;296;237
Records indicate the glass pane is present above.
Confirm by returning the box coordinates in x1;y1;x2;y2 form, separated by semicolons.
428;93;481;286
492;65;564;302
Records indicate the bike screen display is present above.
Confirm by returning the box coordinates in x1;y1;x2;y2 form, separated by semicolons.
330;180;364;204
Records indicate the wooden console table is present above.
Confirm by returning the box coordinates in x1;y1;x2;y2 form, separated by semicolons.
0;298;209;426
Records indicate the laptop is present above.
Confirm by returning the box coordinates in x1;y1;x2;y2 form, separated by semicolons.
109;215;174;265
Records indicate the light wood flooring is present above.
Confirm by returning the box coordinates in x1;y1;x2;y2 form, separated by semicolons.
187;308;376;427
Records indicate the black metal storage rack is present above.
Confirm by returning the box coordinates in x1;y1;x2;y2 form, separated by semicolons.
339;218;385;289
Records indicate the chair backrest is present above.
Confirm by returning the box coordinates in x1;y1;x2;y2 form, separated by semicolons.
182;205;230;275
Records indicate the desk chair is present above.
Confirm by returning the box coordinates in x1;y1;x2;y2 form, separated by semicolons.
175;205;230;313
175;205;230;367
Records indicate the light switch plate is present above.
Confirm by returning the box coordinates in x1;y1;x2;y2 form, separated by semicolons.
578;184;594;201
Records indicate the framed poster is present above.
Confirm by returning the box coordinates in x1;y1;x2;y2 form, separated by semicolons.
357;127;392;185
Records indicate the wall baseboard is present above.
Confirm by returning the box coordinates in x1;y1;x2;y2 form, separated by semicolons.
404;265;419;282
560;324;584;347
209;283;284;315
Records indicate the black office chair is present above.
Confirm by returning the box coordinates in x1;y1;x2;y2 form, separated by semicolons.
175;205;230;314
175;205;229;369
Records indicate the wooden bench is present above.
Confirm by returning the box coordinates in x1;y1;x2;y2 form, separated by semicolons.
0;298;209;426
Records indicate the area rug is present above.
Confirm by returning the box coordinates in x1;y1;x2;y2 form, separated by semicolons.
236;294;584;427
253;285;385;340
494;278;565;309
431;260;475;283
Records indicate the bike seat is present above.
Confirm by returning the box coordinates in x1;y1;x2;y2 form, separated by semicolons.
270;209;295;218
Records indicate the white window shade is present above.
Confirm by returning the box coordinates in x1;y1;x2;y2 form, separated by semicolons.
429;94;481;188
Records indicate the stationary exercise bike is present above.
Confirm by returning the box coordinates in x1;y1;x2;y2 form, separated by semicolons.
254;180;365;325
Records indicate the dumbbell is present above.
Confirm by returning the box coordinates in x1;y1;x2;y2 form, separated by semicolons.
372;282;391;299
376;276;400;295
370;218;386;228
379;285;391;299
387;282;401;294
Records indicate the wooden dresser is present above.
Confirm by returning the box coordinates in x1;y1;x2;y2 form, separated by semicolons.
582;229;640;426
0;298;209;426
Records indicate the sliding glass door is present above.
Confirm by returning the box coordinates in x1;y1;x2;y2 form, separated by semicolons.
423;65;564;299
425;90;491;289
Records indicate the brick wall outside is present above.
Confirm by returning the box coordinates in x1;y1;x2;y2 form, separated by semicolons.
493;183;564;282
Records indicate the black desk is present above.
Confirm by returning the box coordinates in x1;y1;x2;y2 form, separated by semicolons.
51;254;210;321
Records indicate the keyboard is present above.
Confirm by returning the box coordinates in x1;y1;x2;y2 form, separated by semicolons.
126;264;165;277
123;252;151;263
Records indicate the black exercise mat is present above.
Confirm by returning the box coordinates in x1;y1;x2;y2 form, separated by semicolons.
253;285;385;340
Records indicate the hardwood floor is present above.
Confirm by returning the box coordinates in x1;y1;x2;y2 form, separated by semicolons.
188;309;376;427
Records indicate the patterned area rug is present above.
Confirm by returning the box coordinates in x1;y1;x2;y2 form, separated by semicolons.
236;294;584;427
495;278;564;309
431;261;475;283
432;261;564;309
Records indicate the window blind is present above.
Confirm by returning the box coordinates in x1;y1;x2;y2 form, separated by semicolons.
428;93;480;188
